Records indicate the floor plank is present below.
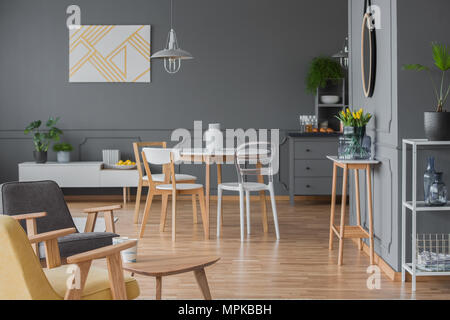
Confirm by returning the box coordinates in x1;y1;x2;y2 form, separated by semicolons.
67;199;450;299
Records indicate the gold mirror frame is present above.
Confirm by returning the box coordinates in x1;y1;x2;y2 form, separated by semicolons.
361;12;376;98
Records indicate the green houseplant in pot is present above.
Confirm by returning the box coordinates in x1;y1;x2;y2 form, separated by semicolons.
53;142;73;163
24;117;62;163
306;56;344;95
403;42;450;141
336;108;372;160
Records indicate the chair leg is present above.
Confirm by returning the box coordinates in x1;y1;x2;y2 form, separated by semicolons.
133;182;143;224
245;190;251;235
198;190;208;240
192;194;198;224
268;183;280;240
139;191;154;238
239;185;245;242
172;191;177;242
217;187;223;238
160;194;169;232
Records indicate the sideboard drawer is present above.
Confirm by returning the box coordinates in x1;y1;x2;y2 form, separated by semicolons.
294;159;342;177
294;177;342;195
294;141;337;159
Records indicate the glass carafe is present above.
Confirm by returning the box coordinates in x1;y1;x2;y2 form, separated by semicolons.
428;172;447;206
424;156;436;206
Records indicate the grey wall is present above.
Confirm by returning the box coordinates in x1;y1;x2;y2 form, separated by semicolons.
0;0;348;194
348;0;450;271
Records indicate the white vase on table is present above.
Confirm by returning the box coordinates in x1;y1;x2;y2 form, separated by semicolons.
204;123;223;153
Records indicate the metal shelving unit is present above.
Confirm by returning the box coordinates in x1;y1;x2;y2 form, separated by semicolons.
402;139;450;291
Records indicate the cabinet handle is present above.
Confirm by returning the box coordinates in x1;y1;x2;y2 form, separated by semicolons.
306;149;311;152
306;167;311;170
306;184;311;188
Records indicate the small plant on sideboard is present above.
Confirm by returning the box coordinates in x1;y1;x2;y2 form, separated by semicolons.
24;117;62;163
53;142;73;163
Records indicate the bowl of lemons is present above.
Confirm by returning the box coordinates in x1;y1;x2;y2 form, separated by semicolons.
104;159;137;169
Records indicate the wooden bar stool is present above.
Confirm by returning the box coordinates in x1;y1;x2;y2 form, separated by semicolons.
327;156;379;266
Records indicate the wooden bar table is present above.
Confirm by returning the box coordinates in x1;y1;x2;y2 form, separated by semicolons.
327;156;379;266
179;148;269;239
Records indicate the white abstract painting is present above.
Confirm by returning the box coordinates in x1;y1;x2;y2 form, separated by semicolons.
69;25;151;83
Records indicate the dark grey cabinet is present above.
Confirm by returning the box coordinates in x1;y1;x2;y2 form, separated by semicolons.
288;133;341;205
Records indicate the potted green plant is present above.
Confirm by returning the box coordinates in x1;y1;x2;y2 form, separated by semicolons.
403;42;449;140
24;117;62;163
53;142;73;163
306;56;344;95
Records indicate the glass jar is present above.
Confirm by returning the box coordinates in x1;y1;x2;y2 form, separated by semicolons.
428;172;447;206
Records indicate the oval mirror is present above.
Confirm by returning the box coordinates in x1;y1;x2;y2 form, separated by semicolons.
361;12;376;98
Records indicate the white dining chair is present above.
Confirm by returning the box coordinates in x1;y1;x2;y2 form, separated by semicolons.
217;142;280;241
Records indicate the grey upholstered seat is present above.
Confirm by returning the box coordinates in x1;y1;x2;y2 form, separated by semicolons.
1;180;118;258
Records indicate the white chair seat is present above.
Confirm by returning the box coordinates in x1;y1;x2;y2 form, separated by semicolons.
156;183;203;191
143;173;196;182
219;182;267;192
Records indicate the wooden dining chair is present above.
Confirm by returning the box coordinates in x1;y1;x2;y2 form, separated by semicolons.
139;148;208;241
133;142;197;224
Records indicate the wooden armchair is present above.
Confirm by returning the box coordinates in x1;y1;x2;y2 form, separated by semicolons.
0;214;139;300
2;181;121;260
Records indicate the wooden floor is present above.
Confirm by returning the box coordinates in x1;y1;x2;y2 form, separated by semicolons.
67;198;450;300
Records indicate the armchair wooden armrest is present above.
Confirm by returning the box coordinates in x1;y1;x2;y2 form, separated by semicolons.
11;211;47;221
29;227;76;269
82;204;122;233
65;240;137;300
11;212;47;255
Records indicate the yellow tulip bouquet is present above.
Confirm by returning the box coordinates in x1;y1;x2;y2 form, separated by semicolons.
336;108;372;127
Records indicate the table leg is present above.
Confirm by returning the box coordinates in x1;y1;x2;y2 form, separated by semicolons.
257;162;268;233
123;187;127;205
366;164;374;265
329;162;337;250
155;276;162;300
194;268;212;300
217;163;223;230
354;169;362;250
338;164;348;266
127;187;131;202
205;159;210;239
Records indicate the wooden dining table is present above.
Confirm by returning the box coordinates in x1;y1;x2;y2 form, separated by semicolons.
178;148;269;239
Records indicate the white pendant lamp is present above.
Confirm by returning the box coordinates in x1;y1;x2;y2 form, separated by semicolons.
151;0;193;74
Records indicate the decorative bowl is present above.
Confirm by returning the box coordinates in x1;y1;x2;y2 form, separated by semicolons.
103;164;137;170
320;95;340;104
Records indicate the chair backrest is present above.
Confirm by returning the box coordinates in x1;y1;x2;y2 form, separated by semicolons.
141;148;176;186
133;142;167;179
235;142;275;183
2;181;77;233
0;215;60;299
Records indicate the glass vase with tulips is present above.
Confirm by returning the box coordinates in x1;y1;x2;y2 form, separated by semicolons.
336;108;372;160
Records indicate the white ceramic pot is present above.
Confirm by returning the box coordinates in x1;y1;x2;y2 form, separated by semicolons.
57;151;70;163
113;237;138;263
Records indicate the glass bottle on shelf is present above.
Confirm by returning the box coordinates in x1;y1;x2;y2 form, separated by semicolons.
428;172;447;206
305;116;313;133
424;156;436;206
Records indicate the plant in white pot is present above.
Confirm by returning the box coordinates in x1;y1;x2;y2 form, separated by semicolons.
403;42;450;141
53;143;73;163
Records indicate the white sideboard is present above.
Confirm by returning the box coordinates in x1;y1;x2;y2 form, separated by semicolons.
18;162;139;203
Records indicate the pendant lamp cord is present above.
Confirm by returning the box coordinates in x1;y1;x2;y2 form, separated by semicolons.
170;0;173;29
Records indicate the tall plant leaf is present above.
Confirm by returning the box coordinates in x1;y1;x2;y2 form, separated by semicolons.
432;42;450;71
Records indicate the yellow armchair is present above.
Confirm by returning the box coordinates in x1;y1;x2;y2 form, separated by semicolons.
0;215;139;300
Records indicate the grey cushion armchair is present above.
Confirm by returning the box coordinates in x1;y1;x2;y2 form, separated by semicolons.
1;180;120;262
